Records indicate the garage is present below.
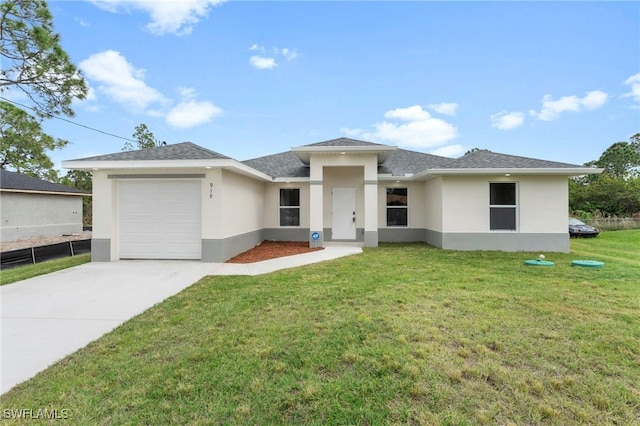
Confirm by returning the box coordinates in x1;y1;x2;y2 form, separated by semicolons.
118;180;201;260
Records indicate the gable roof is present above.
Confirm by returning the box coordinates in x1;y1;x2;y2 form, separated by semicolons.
1;170;89;195
67;142;230;162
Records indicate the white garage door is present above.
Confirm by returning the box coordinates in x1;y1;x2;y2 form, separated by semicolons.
118;180;201;260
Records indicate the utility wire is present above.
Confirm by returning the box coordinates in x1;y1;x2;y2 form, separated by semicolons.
0;96;136;143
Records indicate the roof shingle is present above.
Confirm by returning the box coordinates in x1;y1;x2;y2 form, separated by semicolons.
1;170;88;194
243;151;309;178
302;137;387;148
68;142;230;162
378;149;452;175
437;150;585;169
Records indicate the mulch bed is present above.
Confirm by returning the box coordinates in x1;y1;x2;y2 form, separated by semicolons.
226;241;323;263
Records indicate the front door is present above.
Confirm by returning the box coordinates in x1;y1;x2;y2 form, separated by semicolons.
332;187;356;240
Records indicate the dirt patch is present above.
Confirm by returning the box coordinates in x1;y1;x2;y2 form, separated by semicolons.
226;241;323;263
0;231;92;252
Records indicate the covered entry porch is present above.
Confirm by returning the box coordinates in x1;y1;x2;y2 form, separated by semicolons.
291;143;396;248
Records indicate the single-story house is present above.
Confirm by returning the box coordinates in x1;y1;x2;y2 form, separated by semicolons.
0;170;89;242
62;137;601;262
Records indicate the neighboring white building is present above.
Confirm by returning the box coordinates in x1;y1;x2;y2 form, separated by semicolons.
0;170;89;242
62;138;601;262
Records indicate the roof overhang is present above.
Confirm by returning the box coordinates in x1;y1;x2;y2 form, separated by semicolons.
62;159;274;182
414;167;604;179
291;145;397;164
0;188;91;196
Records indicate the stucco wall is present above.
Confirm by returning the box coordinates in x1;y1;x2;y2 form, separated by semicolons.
519;176;568;233
377;181;427;229
263;182;310;229
0;192;83;241
424;177;443;232
442;177;489;233
441;175;569;234
219;170;265;238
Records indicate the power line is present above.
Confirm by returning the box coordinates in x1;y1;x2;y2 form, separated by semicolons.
0;96;136;143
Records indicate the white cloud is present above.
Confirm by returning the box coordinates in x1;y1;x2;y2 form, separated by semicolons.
430;144;466;158
250;55;277;70
529;90;608;121
281;48;298;61
165;86;222;128
427;102;458;116
341;105;458;149
166;99;222;128
80;51;222;127
340;127;366;137
248;45;297;70
79;50;166;111
90;0;225;36
491;111;525;130
622;73;640;103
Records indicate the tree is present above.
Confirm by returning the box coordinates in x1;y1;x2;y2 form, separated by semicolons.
570;174;640;217
0;99;67;180
585;133;640;179
60;169;92;226
570;133;640;217
59;169;91;191
464;148;490;155
0;0;88;117
122;123;166;151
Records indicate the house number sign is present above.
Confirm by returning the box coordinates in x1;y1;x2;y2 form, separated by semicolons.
209;183;213;199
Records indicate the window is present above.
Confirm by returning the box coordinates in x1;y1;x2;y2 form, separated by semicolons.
387;188;408;227
490;183;517;230
280;188;300;226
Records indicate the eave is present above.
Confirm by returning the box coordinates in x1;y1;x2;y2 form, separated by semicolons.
0;188;91;197
61;159;274;182
414;167;604;179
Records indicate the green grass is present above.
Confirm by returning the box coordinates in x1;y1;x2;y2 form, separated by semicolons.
0;254;90;286
1;232;639;425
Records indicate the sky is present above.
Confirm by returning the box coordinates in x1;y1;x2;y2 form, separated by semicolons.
5;1;640;172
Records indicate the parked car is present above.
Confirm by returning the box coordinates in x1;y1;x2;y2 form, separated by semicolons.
569;218;600;238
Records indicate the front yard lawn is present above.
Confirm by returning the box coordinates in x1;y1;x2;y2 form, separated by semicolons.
0;254;90;286
1;231;638;424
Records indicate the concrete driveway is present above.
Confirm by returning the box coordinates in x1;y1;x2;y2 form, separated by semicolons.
0;246;362;394
1;261;214;394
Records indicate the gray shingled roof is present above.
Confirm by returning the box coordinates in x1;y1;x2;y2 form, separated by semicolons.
244;147;453;178
303;137;387;147
1;169;88;194
68;142;230;161
438;150;585;169
379;149;452;176
243;151;309;178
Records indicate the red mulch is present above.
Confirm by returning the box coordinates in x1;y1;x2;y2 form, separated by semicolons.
226;241;324;263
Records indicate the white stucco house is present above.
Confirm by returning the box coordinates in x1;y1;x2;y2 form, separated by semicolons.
0;170;89;242
62;138;601;262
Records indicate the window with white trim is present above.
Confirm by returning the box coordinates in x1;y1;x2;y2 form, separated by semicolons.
489;183;517;231
280;188;300;226
386;187;408;227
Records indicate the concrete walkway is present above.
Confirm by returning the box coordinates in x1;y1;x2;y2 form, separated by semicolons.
0;246;362;394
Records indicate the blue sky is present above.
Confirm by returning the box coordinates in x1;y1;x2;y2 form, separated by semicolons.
8;1;640;171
